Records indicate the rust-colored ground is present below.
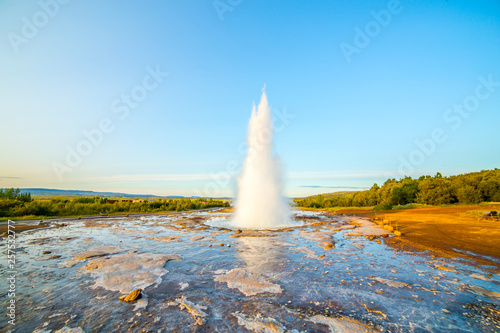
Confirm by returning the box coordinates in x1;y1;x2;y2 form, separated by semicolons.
336;205;500;269
0;223;47;236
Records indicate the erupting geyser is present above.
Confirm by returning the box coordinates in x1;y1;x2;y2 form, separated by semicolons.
231;88;290;229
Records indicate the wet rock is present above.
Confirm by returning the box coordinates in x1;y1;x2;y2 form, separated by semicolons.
233;313;296;333
59;259;85;268
309;314;377;333
463;301;500;329
148;237;180;243
54;326;85;333
371;276;408;289
467;285;500;299
119;289;142;302
72;245;124;260
294;246;323;260
168;296;207;325
36;255;62;261
319;241;335;250
442;308;451;314
79;252;181;293
214;268;282;296
469;273;495;282
434;265;457;273
344;218;390;237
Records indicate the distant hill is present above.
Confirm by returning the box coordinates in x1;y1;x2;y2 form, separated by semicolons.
20;188;186;198
322;191;358;198
296;191;357;200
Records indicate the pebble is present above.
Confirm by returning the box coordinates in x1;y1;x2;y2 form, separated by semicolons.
120;289;142;302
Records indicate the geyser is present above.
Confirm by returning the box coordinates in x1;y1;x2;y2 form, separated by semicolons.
231;89;290;229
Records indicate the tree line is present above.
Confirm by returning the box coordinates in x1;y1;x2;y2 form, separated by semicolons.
0;188;32;202
0;193;229;218
295;169;500;210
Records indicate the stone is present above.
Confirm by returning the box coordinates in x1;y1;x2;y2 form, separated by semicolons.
80;252;181;293
372;276;408;289
483;210;498;217
168;296;207;325
72;245;124;260
54;326;85;333
214;268;282;296
309;314;377;332
148;237;180;243
119;289;142;302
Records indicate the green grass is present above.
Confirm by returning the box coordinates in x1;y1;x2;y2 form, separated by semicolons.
297;206;374;212
461;209;499;219
0;206;225;223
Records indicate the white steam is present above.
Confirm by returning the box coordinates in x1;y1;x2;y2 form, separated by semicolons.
231;89;290;229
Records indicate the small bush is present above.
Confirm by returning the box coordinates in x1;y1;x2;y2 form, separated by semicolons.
373;203;393;211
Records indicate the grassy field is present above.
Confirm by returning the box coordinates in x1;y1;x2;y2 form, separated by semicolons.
0;196;229;222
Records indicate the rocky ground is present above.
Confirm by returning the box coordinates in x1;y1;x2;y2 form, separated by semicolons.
1;210;499;332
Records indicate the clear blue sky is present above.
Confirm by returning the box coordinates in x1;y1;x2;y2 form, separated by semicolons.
1;0;499;197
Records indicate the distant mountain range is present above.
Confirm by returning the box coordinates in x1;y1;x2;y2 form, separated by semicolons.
20;188;187;198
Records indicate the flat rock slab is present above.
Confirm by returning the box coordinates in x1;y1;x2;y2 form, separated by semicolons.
214;268;282;296
309;314;377;333
80;252;181;293
72;245;124;260
345;218;390;237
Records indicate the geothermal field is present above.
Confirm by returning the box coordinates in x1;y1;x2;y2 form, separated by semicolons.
2;210;500;332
